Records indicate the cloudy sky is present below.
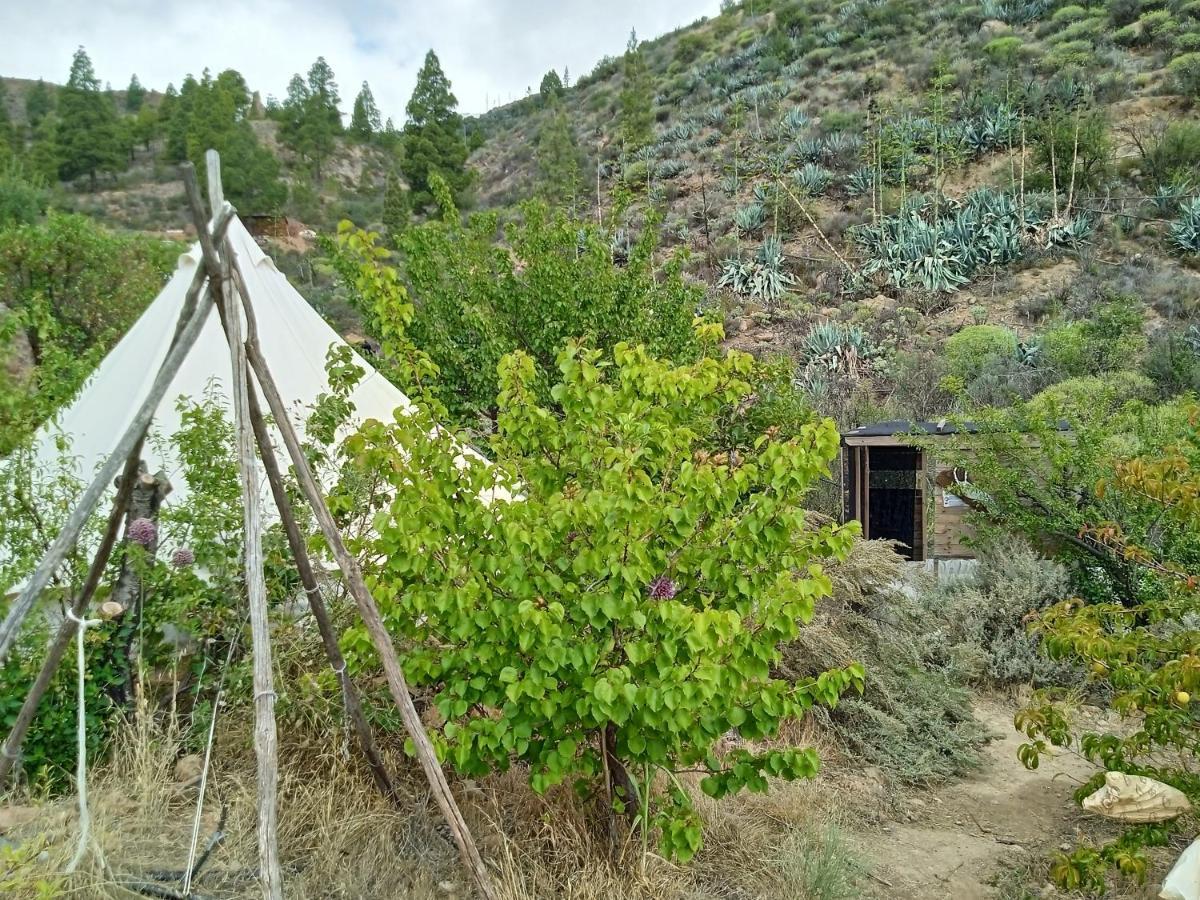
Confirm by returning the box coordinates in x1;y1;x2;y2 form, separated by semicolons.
2;0;721;119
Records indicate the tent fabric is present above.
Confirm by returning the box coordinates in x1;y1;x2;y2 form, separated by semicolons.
30;217;415;508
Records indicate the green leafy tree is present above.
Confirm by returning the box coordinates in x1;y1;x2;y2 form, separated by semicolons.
163;77;195;163
328;228;862;860
341;176;701;424
349;81;381;140
401;50;472;210
535;96;582;209
182;70;285;212
0;213;176;449
24;79;54;129
124;74;146;113
619;30;654;152
55;47;124;188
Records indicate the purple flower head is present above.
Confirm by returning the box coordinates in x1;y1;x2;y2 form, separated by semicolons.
171;547;195;569
127;517;158;547
648;576;678;601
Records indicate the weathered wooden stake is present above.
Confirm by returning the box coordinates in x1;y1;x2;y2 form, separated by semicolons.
234;261;498;900
0;449;141;788
187;155;283;900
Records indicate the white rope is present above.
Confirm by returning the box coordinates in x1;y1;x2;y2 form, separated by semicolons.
183;629;242;895
65;608;102;875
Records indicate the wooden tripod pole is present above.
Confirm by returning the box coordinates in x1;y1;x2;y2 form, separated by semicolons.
188;175;399;805
232;263;498;900
187;156;282;900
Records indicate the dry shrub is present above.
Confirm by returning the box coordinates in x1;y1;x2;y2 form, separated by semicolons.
779;540;989;783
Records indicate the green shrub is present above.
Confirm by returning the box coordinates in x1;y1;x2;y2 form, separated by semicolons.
779;540;988;782
337;330;862;863
0;162;49;229
1041;301;1147;377
944;325;1020;383
1137;8;1178;42
1029;371;1157;417
1031;108;1112;190
1144;121;1200;182
1142;331;1200;396
1047;39;1101;68
927;535;1079;686
1113;22;1144;44
1106;0;1143;26
1052;4;1089;23
1169;52;1200;97
984;35;1026;64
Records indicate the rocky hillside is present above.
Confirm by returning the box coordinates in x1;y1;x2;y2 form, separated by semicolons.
468;0;1200;424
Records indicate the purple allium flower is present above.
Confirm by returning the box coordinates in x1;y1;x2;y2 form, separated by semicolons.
171;547;195;569
127;517;158;547
648;576;678;600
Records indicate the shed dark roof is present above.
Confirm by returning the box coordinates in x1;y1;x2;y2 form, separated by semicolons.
843;419;1071;439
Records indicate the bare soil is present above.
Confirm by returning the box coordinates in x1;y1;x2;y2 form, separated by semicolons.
850;696;1107;899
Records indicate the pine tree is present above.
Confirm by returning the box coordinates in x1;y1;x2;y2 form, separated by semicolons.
164;77;196;162
26;115;60;183
125;74;146;113
185;69;286;212
350;81;381;140
56;47;124;188
25;79;54;128
619;29;653;152
536;97;581;209
539;69;564;103
280;58;343;180
382;170;410;241
0;82;13;160
401;50;471;210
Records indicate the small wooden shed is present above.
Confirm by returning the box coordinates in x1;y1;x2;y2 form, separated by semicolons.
840;420;983;564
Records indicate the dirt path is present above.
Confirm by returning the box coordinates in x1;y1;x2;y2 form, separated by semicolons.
852;697;1102;899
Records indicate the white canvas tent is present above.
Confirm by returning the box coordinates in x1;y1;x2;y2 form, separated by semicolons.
30;217;415;507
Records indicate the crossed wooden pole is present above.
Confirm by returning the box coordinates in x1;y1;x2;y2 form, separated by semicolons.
0;152;497;900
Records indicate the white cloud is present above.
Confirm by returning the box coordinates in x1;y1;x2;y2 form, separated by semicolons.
1;0;720;120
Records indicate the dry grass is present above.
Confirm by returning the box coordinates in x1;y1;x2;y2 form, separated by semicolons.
1;700;867;900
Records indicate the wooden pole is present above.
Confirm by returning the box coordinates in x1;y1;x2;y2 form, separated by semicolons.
0;451;141;788
233;262;498;900
217;219;399;803
245;375;400;804
188;155;283;900
0;207;233;664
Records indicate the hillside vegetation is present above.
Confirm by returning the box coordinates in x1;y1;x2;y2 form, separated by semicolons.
5;2;1200;897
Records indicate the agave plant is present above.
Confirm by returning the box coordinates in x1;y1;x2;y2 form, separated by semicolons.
705;105;727;128
718;258;755;294
802;323;877;378
655;159;689;180
794;163;833;197
846;166;874;197
1148;181;1193;217
719;175;740;197
1170;198;1200;255
1045;211;1096;248
795;136;825;163
718;237;796;306
749;236;797;304
822;130;862;165
734;202;767;234
780;107;812;138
